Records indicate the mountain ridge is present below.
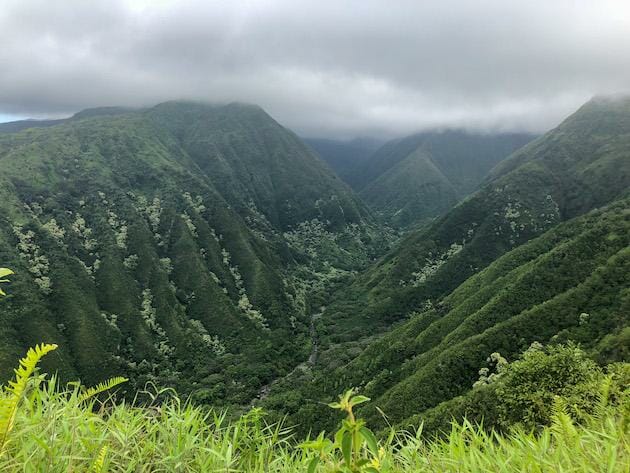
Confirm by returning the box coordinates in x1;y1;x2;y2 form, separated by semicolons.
259;96;630;433
0;100;387;406
355;130;535;226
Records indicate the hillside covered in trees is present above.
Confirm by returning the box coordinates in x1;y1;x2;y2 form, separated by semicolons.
0;97;628;471
355;131;535;227
0;102;389;407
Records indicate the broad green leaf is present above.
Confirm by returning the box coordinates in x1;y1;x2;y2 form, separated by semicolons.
350;395;370;406
341;432;352;467
359;426;379;454
307;456;319;473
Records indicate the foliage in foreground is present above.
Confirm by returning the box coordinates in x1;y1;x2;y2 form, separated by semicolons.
0;341;627;472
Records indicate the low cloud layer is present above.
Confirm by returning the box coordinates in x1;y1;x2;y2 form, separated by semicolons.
2;0;630;138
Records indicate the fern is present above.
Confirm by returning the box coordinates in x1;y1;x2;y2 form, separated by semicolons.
550;397;577;444
0;343;58;455
79;376;128;403
594;375;612;419
91;445;108;472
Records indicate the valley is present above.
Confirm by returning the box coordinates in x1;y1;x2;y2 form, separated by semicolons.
2;2;629;470
0;96;628;470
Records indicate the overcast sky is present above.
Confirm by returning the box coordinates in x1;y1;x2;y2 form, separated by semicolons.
1;0;630;138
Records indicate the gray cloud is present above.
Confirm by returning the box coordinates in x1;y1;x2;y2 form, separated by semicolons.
1;0;630;138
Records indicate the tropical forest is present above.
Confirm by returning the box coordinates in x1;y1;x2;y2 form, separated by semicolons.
0;1;628;471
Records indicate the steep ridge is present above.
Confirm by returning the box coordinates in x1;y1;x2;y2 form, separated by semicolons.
357;130;535;227
0;101;383;405
263;195;630;434
321;97;630;340
259;96;630;433
147;102;370;231
360;147;459;227
348;196;629;430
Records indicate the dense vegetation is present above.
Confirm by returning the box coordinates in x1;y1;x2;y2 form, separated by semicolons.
0;320;626;471
262;196;630;433
0;96;629;471
316;97;630;341
350;130;534;227
0;102;389;409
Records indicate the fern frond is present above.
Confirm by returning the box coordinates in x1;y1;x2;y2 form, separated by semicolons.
80;377;128;403
0;268;13;297
550;397;577;443
91;445;108;472
0;343;57;454
594;375;612;419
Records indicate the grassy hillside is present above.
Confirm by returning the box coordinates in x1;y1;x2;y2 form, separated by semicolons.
0;101;386;406
262;195;630;434
356;131;534;227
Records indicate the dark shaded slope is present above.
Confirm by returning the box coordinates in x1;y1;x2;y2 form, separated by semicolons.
302;137;382;187
0;101;381;406
147;102;370;231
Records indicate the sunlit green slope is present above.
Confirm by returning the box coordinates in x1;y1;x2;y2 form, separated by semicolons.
263;195;629;433
323;97;630;339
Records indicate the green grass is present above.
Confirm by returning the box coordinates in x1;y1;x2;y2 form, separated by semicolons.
0;346;627;472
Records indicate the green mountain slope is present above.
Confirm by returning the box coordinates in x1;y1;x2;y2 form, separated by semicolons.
0;118;67;134
322;98;630;340
0;107;136;134
357;131;535;227
262;195;630;433
360;147;459;227
148;102;370;231
0;101;382;405
346;197;630;429
259;96;630;434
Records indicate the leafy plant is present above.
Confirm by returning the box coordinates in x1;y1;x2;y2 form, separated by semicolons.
0;342;58;456
301;389;384;472
79;377;128;403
